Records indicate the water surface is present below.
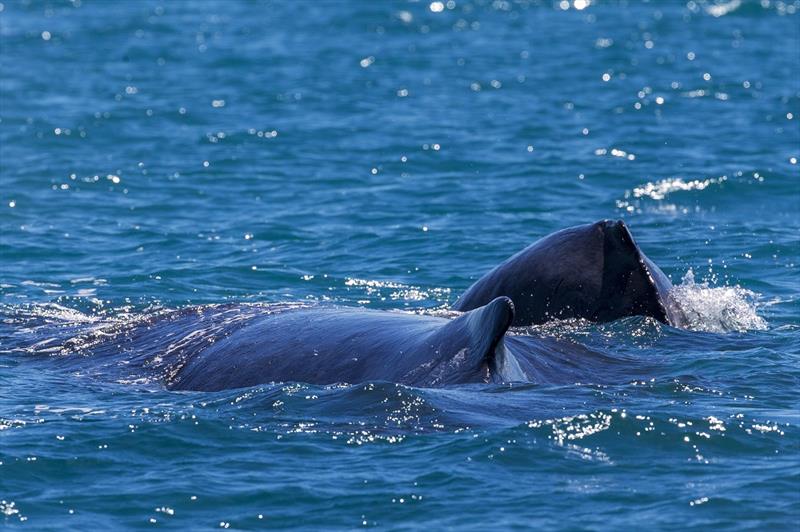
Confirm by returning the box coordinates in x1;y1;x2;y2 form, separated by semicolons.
1;0;799;529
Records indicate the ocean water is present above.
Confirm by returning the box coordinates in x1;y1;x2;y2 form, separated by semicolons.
1;0;799;528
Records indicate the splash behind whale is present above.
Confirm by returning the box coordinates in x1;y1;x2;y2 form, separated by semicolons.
454;220;686;327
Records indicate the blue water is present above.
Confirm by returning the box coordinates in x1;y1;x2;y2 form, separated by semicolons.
1;0;799;528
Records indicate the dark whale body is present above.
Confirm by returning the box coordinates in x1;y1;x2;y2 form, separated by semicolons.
41;299;628;392
166;298;622;392
170;297;520;391
454;220;686;327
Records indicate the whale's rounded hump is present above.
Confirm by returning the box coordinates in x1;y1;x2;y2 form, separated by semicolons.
454;220;685;327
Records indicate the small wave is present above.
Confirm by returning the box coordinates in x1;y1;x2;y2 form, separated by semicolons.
594;147;636;161
617;175;727;209
513;316;595;339
0;302;101;327
630;176;727;201
706;0;743;17
616;175;729;213
344;277;451;303
672;270;767;333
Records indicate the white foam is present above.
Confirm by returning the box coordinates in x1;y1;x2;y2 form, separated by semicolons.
706;0;742;17
672;269;767;333
2;302;100;325
631;176;727;201
344;277;451;302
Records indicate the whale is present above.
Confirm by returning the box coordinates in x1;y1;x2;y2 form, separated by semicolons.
165;298;625;391
169;297;520;391
454;220;686;327
33;219;681;392
39;298;629;392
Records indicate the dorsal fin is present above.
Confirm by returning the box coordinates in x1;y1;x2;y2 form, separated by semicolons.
432;296;515;384
460;296;515;364
599;219;673;323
